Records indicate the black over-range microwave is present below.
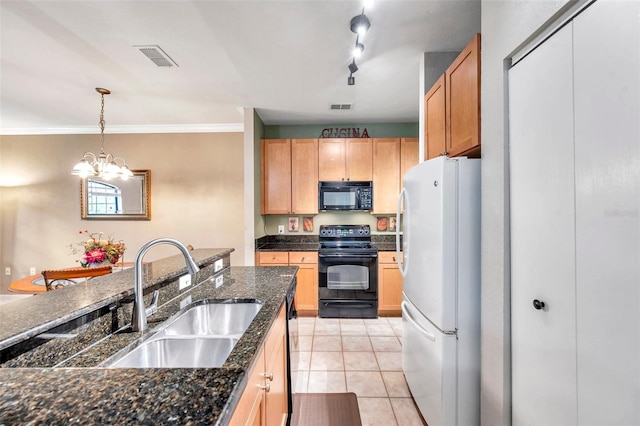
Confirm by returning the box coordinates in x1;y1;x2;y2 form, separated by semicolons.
318;181;373;211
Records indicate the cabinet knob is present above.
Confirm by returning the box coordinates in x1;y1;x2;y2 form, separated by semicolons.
532;299;546;310
392;256;396;262
262;372;274;381
301;257;305;262
259;383;271;392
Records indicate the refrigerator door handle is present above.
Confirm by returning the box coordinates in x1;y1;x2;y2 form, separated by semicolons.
396;187;409;277
402;301;435;341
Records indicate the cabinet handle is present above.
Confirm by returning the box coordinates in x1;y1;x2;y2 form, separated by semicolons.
392;256;396;262
301;257;305;262
533;299;546;310
259;383;271;392
262;372;274;381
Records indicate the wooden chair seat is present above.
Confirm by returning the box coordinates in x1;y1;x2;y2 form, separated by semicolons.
41;266;112;291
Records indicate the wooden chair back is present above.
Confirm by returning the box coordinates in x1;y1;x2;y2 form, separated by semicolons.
41;266;112;291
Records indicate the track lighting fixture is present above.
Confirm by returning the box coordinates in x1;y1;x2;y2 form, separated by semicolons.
350;13;371;37
348;60;359;74
353;42;364;58
348;74;355;86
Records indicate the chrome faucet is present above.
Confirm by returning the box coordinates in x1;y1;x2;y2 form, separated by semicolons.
131;238;200;332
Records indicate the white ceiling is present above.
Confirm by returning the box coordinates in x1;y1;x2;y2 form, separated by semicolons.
0;0;480;134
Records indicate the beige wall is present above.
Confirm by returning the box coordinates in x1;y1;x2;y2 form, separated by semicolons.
480;1;569;424
0;132;244;291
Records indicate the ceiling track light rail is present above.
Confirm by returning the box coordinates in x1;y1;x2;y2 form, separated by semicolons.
346;1;374;86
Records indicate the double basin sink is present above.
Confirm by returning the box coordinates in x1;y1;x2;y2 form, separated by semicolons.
105;299;262;369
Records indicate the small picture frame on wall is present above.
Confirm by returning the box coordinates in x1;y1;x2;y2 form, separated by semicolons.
377;216;388;232
303;217;314;232
288;216;299;232
389;216;397;232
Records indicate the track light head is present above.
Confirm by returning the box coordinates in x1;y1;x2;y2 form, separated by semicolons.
353;42;365;58
350;14;371;36
348;60;359;74
348;74;355;86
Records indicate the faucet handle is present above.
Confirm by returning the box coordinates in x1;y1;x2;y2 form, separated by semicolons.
145;290;159;317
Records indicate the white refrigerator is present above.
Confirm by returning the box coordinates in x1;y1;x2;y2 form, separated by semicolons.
395;156;481;426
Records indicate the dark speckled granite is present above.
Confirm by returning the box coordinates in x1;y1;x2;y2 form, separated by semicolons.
0;249;297;426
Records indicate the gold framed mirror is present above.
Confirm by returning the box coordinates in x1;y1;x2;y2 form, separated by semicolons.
81;170;151;220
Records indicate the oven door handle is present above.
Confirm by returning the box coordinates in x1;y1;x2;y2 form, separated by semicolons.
318;253;378;258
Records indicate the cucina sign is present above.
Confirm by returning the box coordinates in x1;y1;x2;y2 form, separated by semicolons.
320;128;370;138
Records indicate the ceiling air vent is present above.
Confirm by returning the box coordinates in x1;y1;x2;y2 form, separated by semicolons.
134;45;179;67
330;103;352;110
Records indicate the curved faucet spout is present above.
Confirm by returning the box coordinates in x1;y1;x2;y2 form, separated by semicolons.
131;238;200;332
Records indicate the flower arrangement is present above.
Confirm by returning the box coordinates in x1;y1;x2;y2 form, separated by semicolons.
71;230;126;268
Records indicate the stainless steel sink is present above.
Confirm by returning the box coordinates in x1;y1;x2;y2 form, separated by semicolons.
161;300;262;337
108;336;238;368
104;299;262;369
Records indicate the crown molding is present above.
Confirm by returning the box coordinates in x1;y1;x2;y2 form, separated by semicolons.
0;123;244;136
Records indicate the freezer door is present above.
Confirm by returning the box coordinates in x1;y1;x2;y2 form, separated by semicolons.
401;156;458;330
402;297;457;426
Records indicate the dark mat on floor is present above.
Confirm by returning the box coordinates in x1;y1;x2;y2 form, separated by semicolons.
291;392;362;426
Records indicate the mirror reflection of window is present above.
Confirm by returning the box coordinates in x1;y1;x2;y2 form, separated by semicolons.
88;180;122;215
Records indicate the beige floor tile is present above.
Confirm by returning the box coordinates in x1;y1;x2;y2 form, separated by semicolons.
341;323;368;335
314;319;341;335
298;319;315;336
340;318;365;325
297;351;311;371
298;335;313;352
312;335;342;351
341;335;373;352
343;351;379;371
390;398;426;425
346;371;388;397
306;371;346;393
357;397;398;426
381;371;411;397
365;322;396;336
309;351;344;371
375;351;403;371
370;336;402;352
294;370;309;393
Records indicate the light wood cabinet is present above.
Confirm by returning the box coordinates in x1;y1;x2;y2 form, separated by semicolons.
261;139;318;215
288;252;318;316
424;34;481;160
400;138;419;182
424;75;447;160
291;139;318;214
318;138;372;181
231;304;288;426
378;251;402;316
258;252;318;316
261;139;291;214
446;33;481;158
372;138;401;214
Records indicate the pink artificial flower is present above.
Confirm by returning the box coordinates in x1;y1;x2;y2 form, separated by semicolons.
84;248;106;264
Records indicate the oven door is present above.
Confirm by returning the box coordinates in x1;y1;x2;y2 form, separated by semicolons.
318;252;378;318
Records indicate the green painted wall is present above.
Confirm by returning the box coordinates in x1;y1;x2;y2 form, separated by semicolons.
264;122;418;139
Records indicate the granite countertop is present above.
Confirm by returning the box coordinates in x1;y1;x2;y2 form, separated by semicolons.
254;234;400;252
0;250;297;425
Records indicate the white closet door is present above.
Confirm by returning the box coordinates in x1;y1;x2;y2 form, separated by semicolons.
509;23;577;425
573;1;640;423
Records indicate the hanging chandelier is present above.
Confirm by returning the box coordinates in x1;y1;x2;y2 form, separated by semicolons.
71;88;133;180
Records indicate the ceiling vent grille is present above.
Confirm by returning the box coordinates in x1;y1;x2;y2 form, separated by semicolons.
134;45;179;67
330;103;352;110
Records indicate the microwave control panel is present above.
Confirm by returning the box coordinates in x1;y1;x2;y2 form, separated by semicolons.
359;188;373;209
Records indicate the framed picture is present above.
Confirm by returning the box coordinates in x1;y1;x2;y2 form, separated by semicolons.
389;217;397;232
377;216;388;232
288;216;299;232
303;217;314;232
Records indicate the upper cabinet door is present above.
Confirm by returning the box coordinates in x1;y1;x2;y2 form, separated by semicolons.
424;75;447;160
291;138;318;214
261;139;291;214
345;138;372;181
372;138;400;214
446;33;481;158
401;138;419;182
318;138;346;181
